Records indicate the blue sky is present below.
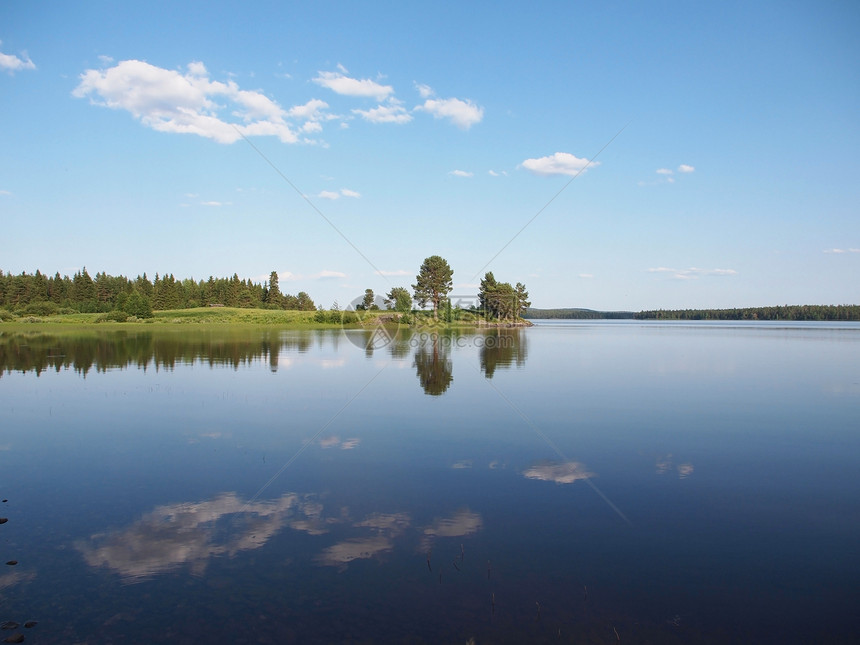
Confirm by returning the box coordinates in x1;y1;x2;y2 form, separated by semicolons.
1;0;858;310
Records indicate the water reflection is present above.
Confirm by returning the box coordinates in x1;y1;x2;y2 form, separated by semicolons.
0;329;323;376
522;461;594;484
79;490;485;581
0;328;531;397
656;454;695;479
480;328;528;378
412;335;453;396
77;492;328;583
317;512;411;569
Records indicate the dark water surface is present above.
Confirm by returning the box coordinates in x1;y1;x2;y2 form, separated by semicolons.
1;321;858;643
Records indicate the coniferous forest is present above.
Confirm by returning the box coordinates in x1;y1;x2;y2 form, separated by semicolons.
0;268;316;319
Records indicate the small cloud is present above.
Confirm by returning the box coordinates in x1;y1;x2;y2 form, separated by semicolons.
200;201;224;207
318;190;340;200
376;269;410;277
656;168;674;175
520;152;596;177
0;43;36;73
314;270;347;279
578;273;594;279
286;98;329;120
313;69;393;101
449;169;473;178
0;190;12;196
648;267;737;279
98;54;114;65
352;99;412;124
339;188;361;198
414;82;434;98
415;95;484;130
824;248;860;254
678;164;695;173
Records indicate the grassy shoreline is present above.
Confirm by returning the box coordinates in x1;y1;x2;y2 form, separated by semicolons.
0;307;532;331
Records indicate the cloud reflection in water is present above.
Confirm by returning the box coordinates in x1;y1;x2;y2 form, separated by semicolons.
522;461;594;484
78;492;327;583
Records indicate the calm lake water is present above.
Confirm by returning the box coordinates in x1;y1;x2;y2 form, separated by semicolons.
1;321;859;643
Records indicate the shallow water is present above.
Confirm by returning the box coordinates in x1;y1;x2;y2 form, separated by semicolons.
1;321;858;643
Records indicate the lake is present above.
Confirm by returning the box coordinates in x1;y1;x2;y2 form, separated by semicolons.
1;321;858;643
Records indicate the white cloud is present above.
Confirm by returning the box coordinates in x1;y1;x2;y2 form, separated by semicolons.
376;269;410;277
287;98;329;120
0;42;36;73
416;96;484;129
414;82;434;98
352;99;412;124
319;188;360;199
824;248;860;254
73;60;304;144
520;152;596;177
656;168;673;175
678;164;695;173
579;273;594;279
0;190;11;196
200;201;224;207
314;270;347;279
313;69;393;100
648;267;737;279
488;170;508;177
449;169;473;178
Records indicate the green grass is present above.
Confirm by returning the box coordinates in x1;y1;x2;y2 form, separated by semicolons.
0;306;528;330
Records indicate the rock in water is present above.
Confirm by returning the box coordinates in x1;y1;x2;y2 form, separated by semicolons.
0;518;8;524
0;623;19;630
3;634;25;643
23;623;37;629
5;561;17;566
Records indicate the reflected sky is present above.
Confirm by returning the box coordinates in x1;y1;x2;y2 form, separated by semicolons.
77;492;329;582
1;322;859;643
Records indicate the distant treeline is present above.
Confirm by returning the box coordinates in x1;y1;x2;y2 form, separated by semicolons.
634;305;860;321
0;269;316;317
524;308;635;319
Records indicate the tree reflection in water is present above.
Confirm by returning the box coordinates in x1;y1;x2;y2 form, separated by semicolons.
412;335;453;396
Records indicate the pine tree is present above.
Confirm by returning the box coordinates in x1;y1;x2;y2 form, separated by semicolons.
412;255;453;319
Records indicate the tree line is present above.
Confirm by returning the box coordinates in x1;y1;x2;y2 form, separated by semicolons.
357;255;530;323
523;308;635;320
634;304;860;321
0;269;316;318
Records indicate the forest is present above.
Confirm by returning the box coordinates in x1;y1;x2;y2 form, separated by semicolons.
524;308;634;319
634;305;860;321
0;268;315;319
